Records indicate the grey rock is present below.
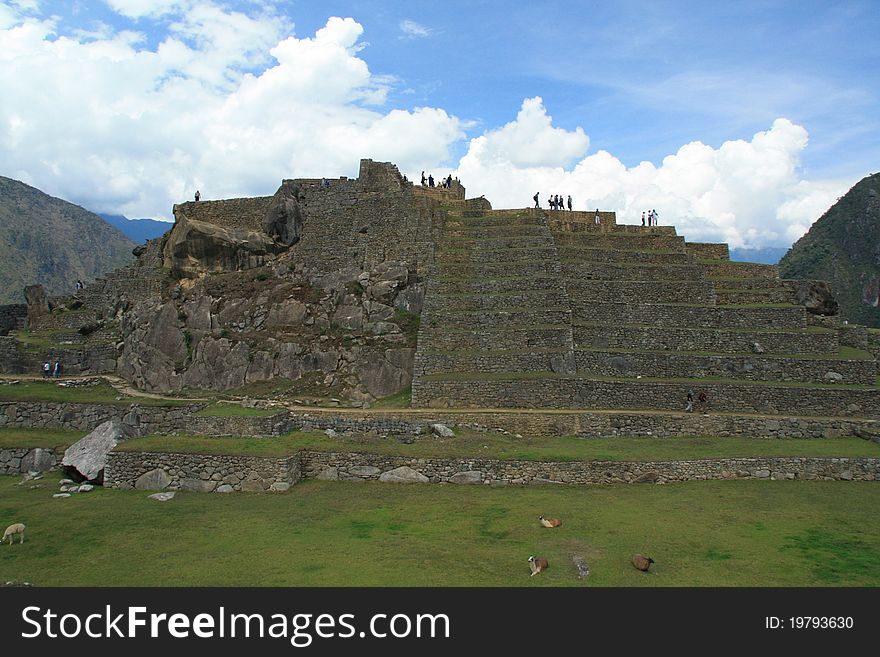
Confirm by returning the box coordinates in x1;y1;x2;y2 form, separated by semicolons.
76;484;95;493
316;467;339;481
824;371;844;382
633;471;660;484
755;469;771;479
791;280;839;316
264;181;305;247
181;478;216;493
21;448;55;472
148;492;176;502
572;555;590;578
431;423;455;438
378;466;429;484
269;482;291;492
752;342;765;354
448;471;482;485
62;420;136;482
215;484;235;493
52;493;71;498
135;468;172;491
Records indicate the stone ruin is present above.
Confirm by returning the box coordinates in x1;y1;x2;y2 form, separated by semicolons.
0;158;878;431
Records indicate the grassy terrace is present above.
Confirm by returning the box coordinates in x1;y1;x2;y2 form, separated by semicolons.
418;370;879;389
3;474;878;585
0;428;82;449
0;380;193;406
115;431;880;462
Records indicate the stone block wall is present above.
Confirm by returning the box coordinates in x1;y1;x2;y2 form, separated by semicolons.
102;448;879;491
411;377;880;418
301;451;878;486
105;450;297;492
0;446;62;475
0;305;27;335
574;302;806;329
567;280;716;304
173;197;273;232
572;323;840;355
574;349;876;385
422;326;571;352
686;243;729;260
0;401;206;433
702;261;780;279
552;233;685;251
559;248;693;265
561;262;704;281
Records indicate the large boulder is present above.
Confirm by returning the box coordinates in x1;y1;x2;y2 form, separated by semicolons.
789;280;839;316
164;212;278;279
62;420;136;483
359;348;414;398
263;181;304;247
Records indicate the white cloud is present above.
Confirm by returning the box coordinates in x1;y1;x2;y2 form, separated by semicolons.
455;106;851;247
0;8;464;219
0;5;853;247
399;19;431;38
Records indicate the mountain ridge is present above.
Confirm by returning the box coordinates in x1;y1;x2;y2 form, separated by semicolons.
0;175;136;304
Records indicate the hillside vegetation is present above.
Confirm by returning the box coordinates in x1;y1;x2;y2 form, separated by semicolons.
779;173;880;327
0;176;135;303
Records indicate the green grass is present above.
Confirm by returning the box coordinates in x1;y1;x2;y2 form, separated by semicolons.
0;428;82;449
2;474;879;586
0;380;191;406
115;432;880;462
371;385;412;409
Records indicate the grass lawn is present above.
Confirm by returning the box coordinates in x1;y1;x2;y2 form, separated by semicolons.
115;432;880;462
1;474;878;586
0;428;82;449
0;380;190;406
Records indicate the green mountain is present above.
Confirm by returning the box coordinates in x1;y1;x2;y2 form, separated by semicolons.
0;176;135;304
779;172;880;327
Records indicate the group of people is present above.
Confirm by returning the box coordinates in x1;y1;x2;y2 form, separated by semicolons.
42;360;63;378
641;209;659;226
533;193;573;212
421;172;454;189
685;389;708;412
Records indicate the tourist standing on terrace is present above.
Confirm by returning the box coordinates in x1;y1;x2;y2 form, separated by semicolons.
567;195;572;211
194;190;200;201
533;192;540;208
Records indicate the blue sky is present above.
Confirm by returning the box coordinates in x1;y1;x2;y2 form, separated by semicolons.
1;0;877;247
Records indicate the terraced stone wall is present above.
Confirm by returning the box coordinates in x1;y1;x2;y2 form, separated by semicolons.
174;197;273;232
412;378;880;418
686;243;729;260
0;305;27;334
576;302;806;329
102;449;880;491
572;324;839;354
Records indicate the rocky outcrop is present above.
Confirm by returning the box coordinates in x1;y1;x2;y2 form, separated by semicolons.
61;419;136;483
164;212;279;279
263;181;304;247
790;280;839;316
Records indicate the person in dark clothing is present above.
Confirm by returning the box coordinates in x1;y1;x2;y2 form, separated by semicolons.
194;190;200;201
428;174;434;187
533;192;540;208
53;360;62;378
421;171;426;185
567;195;572;211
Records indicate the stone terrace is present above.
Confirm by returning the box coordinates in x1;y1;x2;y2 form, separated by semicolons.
412;205;880;424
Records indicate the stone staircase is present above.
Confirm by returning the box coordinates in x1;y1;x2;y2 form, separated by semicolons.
411;208;880;423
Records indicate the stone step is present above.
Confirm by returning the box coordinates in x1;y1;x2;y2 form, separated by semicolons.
414;348;574;376
557;247;693;265
700;261;780;279
431;275;563;296
411;374;880;418
425;289;570;313
707;277;779;290
714;288;792;305
435;246;557;264
572;323;840;355
561;261;705;281
441;224;547;239
565;280;716;304
552;232;686;251
418;325;573;351
439;235;553;251
421;307;572;331
574;349;877;385
433;259;559;279
571;301;806;329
